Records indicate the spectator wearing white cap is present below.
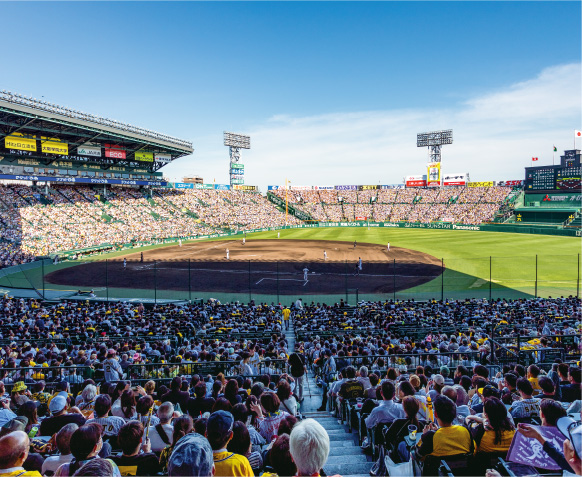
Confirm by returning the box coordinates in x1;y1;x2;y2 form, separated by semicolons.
39;395;86;437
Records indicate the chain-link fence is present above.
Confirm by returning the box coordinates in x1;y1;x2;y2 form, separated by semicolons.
0;253;579;305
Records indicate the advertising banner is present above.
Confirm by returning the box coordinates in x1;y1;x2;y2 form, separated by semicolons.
0;173;165;187
468;181;494;187
267;185;280;190
135;151;154;162
427;163;441;187
41;137;68;156
231;179;244;185
230;169;244;175
313;185;334;190
195;184;214;189
358;185;379;190
5;133;37;152
231;163;244;169
405;175;427;187
233;185;257;191
104;145;126;160
443;173;469;186
382;184;405;189
77;144;101;157
175;183;194;189
215;184;231;190
498;180;524;187
335;185;357;190
289;185;311;190
155;153;171;164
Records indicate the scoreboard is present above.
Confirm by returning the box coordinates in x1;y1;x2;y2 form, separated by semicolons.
525;150;581;192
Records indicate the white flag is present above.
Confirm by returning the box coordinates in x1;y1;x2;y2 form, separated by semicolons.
576;130;582;137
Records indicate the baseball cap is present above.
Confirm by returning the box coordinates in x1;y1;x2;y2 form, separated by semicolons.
207;410;234;439
168;433;214;477
49;395;67;413
432;374;445;386
0;416;28;436
557;417;581;458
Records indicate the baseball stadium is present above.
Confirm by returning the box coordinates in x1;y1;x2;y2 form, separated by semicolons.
0;86;581;477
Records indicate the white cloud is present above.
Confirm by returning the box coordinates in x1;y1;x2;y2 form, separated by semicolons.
166;63;581;189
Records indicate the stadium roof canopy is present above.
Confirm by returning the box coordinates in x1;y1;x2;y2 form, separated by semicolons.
0;91;193;172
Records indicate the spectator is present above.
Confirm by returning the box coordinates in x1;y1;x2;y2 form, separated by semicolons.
148;402;175;453
111;421;160;475
72;458;116;477
187;382;215;418
365;381;404;429
416;395;474;473
466;397;515;453
42;424;78;475
55;423;120;477
250;393;290;442
0;430;41;477
112;390;137;422
509;378;541;421
289;419;330;477
266;434;296;477
227;421;263;472
167;433;214;477
86;395;125;444
162;377;190;411
560;367;582;403
277;380;297;417
206;410;253;477
40;395;86;437
159;415;193;473
539;399;567;427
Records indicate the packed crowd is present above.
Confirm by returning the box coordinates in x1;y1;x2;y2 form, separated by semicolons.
271;186;512;224
0;184;300;263
0;294;579;477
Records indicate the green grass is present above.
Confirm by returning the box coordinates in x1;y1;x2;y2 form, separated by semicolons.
0;227;579;303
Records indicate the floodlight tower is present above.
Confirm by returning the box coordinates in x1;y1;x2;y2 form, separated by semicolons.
224;132;250;187
417;129;453;186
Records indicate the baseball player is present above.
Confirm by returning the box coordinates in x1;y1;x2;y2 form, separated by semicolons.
242;236;246;245
178;238;182;247
123;258;127;270
358;257;362;272
387;242;390;252
323;250;327;261
277;232;280;238
354;240;357;249
226;248;230;260
303;267;309;281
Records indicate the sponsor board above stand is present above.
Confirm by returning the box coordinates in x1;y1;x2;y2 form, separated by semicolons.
0;173;166;186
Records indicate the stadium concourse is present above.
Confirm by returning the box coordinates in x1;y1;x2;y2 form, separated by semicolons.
0;295;580;477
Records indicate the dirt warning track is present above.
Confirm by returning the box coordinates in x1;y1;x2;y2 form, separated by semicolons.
46;239;443;295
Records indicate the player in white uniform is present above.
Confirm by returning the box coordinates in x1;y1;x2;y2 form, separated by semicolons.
303;267;309;281
387;242;390;252
178;238;182;247
123;258;127;270
323;250;327;261
277;232;280;238
242;236;246;245
226;248;230;260
358;257;362;272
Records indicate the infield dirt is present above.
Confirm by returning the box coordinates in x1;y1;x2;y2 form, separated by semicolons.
45;239;443;295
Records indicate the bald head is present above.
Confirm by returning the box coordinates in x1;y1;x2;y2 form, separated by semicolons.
0;431;30;469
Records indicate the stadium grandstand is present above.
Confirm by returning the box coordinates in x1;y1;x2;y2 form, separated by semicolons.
0;93;580;477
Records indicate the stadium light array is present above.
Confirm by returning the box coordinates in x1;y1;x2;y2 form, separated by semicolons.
416;129;453;147
0;90;192;149
223;132;251;149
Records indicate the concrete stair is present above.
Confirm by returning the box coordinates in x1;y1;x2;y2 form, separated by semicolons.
286;319;372;477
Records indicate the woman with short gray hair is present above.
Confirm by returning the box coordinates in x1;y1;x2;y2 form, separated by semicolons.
289;419;330;476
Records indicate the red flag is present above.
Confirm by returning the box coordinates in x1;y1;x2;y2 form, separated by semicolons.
532;157;538;161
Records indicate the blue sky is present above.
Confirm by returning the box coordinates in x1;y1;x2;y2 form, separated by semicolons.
2;1;580;188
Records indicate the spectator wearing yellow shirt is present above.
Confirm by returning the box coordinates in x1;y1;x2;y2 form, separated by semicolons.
282;307;291;331
206;411;253;477
527;365;542;396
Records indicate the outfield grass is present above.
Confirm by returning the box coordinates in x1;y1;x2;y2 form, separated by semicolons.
0;227;579;303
